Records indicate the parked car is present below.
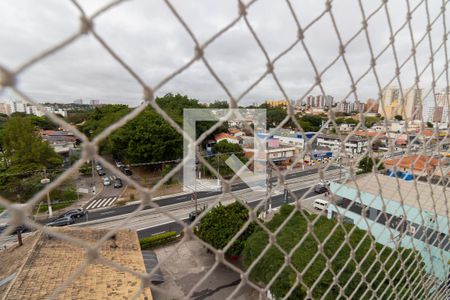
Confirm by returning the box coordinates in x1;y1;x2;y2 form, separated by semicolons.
57;209;85;219
95;164;103;171
46;216;74;227
314;184;328;194
97;168;106;176
114;178;123;188
115;160;124;168
103;177;111;186
313;198;329;211
120;167;132;176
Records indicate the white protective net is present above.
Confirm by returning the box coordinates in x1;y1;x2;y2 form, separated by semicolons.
0;0;449;299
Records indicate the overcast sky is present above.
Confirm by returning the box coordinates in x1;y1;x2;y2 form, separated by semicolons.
0;0;448;107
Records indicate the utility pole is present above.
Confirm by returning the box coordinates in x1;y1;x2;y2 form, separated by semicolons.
41;168;52;218
265;161;273;214
91;159;96;195
193;146;199;213
217;152;221;191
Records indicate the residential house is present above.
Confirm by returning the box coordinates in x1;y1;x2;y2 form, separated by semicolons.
40;130;77;154
316;134;368;155
214;133;240;144
383;154;445;177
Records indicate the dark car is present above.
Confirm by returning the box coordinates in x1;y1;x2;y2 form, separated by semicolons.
114;178;123;188
57;209;85;219
314;184;329;194
46;216;74;227
188;210;201;222
97;168;106;176
120;167;132;176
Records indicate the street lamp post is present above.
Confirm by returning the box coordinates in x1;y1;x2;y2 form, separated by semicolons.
40;177;52;218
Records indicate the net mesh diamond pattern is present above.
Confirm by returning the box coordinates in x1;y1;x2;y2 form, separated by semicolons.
0;0;449;299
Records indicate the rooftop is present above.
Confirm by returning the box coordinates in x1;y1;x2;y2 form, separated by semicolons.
0;228;152;300
214;132;239;141
384;155;443;172
340;174;450;218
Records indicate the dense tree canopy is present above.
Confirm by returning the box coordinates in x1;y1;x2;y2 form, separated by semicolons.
358;156;384;173
196;201;254;256
0;116;63;201
2;116;62;171
242;205;426;299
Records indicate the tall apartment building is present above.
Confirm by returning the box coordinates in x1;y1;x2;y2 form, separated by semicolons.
266;99;290;107
305;95;333;108
378;87;422;120
335;100;364;114
427;87;450;123
89;99;100;106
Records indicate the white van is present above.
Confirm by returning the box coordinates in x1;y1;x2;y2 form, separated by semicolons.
313;199;328;211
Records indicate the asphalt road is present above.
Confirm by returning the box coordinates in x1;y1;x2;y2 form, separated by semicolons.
137;185;318;239
76;165;337;225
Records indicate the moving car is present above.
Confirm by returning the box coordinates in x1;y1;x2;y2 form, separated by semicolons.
114;178;123;188
313;198;329;211
46;216;74;227
57;209;85;219
103;177;111;186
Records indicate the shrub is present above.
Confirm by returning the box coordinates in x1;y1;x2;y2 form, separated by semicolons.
139;231;178;249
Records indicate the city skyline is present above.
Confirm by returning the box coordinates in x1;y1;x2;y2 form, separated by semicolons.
1;1;448;107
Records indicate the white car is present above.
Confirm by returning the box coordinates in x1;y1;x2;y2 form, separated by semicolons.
103;177;111;186
313;198;328;211
95;164;103;171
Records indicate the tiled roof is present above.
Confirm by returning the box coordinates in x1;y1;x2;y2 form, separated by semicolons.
214;133;239;141
354;130;386;138
384;155;441;172
1;228;152;300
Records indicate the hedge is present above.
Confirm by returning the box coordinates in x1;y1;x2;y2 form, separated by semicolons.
139;231;178;249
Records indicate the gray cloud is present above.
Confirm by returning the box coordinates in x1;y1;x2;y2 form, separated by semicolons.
0;0;448;107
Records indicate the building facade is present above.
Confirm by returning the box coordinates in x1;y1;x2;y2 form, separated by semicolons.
328;175;449;284
305;95;334;108
378;87;422;121
335;100;365;114
316;134;368;154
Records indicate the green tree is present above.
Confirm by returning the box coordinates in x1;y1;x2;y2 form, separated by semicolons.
365;116;380;128
266;106;287;128
196;201;254;256
80;104;130;138
2;116;62;170
242;205;426;299
426;121;433;128
209;100;229;108
394;115;403;121
30;116;59;130
78;162;92;176
212;140;242;154
358;156;384;173
109;108;183;163
296;114;323;132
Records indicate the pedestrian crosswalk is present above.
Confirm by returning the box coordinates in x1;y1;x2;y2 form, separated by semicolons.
85;196;119;210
